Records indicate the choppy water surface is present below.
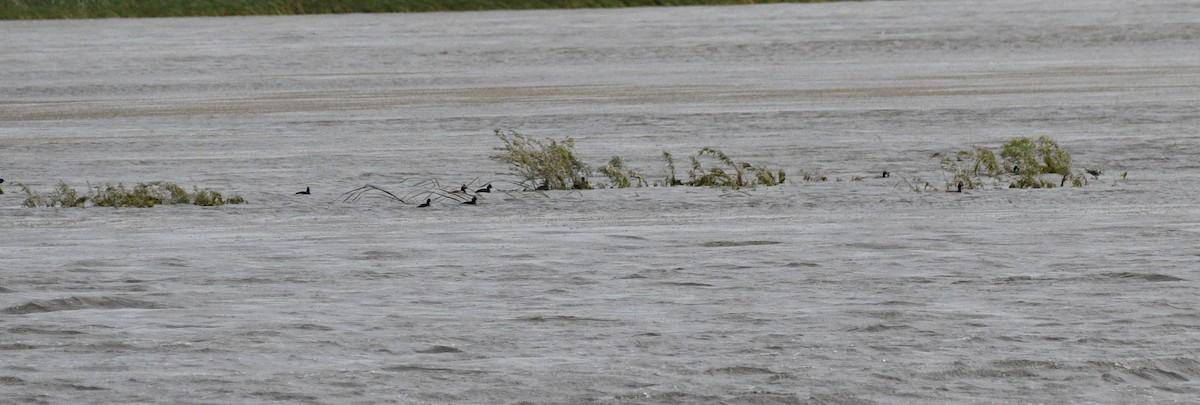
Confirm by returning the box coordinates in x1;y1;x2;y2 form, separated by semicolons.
3;0;1200;403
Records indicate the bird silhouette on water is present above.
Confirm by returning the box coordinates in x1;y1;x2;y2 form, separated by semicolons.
476;184;492;193
295;187;311;195
450;184;468;194
417;198;431;208
462;195;477;205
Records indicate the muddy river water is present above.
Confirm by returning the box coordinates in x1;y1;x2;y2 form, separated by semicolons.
3;0;1200;402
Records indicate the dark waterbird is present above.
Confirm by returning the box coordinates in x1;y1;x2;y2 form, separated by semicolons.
881;171;890;178
450;184;468;194
462;196;477;205
476;184;492;193
417;198;431;208
295;187;311;195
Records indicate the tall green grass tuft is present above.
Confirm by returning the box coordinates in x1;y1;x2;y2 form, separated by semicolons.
18;181;246;208
934;135;1086;190
491;129;591;190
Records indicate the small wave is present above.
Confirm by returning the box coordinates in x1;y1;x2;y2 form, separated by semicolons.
7;327;84;335
846;324;912;333
1091;358;1200;384
381;365;487;375
0;343;37;350
700;240;782;247
250;391;318;402
1104;272;1184;282
995;275;1038;283
807;392;878;405
290;323;334;331
515;315;616;323
874;300;925;306
705;366;785;376
352;250;407;260
2;296;165;315
415;345;464;354
55;382;107;391
0;376;25;385
606;234;648;240
655;281;714;287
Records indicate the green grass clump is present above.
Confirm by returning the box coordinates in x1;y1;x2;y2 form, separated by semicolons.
18;181;246;208
2;0;836;20
934;135;1087;190
491;129;591;190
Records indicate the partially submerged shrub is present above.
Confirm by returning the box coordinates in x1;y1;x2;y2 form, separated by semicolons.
190;188;225;207
490;130;784;190
661;151;683;186
91;183;160;208
671;147;786;189
932;146;1004;190
53;181;88;207
796;169;826;182
600;156;647;188
491;129;590;190
17;183;46;208
756;166;787;186
934;135;1086;190
1000;136;1076;188
19;181;246;208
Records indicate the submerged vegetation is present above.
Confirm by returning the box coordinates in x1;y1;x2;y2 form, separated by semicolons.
490;129;786;190
0;0;836;20
10;134;1114;210
932;135;1088;190
18;181;246;208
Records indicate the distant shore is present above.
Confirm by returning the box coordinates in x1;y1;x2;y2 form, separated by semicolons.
0;0;837;20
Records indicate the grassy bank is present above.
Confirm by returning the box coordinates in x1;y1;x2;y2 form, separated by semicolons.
1;0;835;20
